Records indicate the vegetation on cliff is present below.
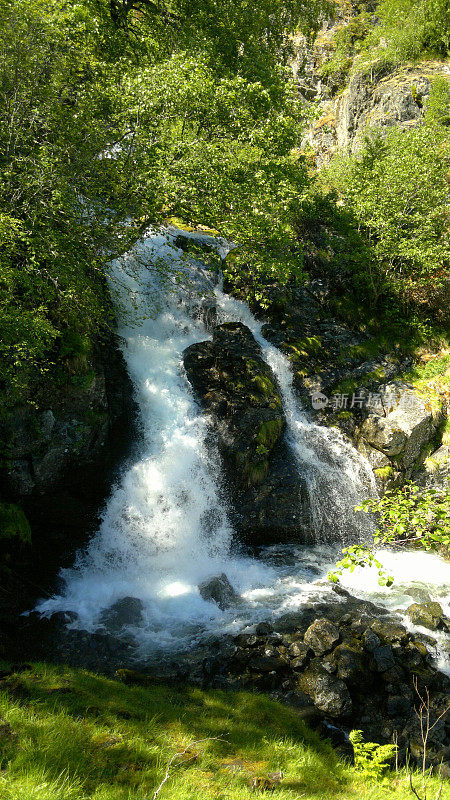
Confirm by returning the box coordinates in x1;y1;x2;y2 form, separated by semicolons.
316;77;450;320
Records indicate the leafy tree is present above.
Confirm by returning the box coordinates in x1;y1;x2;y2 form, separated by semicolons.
315;79;450;320
369;0;450;63
0;0;331;408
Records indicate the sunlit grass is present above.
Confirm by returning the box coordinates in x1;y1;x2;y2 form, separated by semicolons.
0;663;447;799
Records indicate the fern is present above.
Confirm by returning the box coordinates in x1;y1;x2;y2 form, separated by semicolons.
349;730;396;782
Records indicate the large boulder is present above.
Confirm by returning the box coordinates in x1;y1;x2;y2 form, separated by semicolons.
298;666;352;717
359;382;444;474
198;574;239;609
406;602;448;632
99;597;144;633
183;323;308;544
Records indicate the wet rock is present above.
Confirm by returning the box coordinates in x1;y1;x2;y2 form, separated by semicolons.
49;610;79;626
198;574;239;610
99;597;144;633
255;621;273;636
304;618;340;655
235;633;260;648
183;322;309;545
406;602;447;632
405;586;432;604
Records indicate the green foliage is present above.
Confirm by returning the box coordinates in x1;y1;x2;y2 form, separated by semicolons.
0;0;332;409
349;730;396;782
0;503;31;544
368;0;450;63
320;12;372;89
328;544;394;587
329;482;450;584
315;80;450;321
361;482;450;552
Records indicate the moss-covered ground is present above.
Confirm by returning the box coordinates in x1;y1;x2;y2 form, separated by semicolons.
0;662;447;800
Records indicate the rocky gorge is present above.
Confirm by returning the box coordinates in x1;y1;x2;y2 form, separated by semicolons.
0;0;448;784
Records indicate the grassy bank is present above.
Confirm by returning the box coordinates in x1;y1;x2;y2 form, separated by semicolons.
0;663;447;800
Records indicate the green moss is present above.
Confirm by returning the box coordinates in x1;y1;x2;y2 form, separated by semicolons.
256;419;283;451
0;503;31;544
337;410;353;420
70;370;96;391
333;367;386;396
286;336;322;361
373;465;394;480
401;353;450;408
251;373;277;398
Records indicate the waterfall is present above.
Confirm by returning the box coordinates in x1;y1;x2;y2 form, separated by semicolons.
214;290;376;542
36;230;450;661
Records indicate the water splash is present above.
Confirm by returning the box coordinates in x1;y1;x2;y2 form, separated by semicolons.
215;291;376;542
36;230;450;665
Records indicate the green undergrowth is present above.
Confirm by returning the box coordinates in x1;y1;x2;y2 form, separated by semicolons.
402;351;450;397
0;663;447;800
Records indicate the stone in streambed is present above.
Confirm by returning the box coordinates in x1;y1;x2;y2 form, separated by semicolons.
198;573;239;609
99;597;144;632
406;602;447;631
304;618;340;655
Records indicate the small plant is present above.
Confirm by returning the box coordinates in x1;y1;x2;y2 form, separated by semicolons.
349;730;396;782
406;678;449;800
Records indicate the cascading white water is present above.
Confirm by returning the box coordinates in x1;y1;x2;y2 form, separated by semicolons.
214;290;376;542
36;230;450;666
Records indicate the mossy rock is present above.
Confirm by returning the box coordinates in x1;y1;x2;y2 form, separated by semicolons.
0;503;31;545
373;465;394;480
256;419;284;452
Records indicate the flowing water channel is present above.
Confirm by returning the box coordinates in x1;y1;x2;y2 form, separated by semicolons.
37;230;450;671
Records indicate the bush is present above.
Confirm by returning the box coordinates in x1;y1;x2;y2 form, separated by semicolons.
314;80;450;321
370;0;450;63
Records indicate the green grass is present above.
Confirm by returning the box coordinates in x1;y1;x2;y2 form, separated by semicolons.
0;663;448;800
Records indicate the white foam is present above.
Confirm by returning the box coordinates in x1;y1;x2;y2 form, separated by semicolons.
36;230;449;667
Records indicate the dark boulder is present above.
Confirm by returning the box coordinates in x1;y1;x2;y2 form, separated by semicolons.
183;322;309;544
99;597;144;633
299;665;352;717
198;574;239;609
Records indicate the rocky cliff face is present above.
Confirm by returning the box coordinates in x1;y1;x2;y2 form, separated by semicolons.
0;331;135;619
293;4;450;165
303;60;449;165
